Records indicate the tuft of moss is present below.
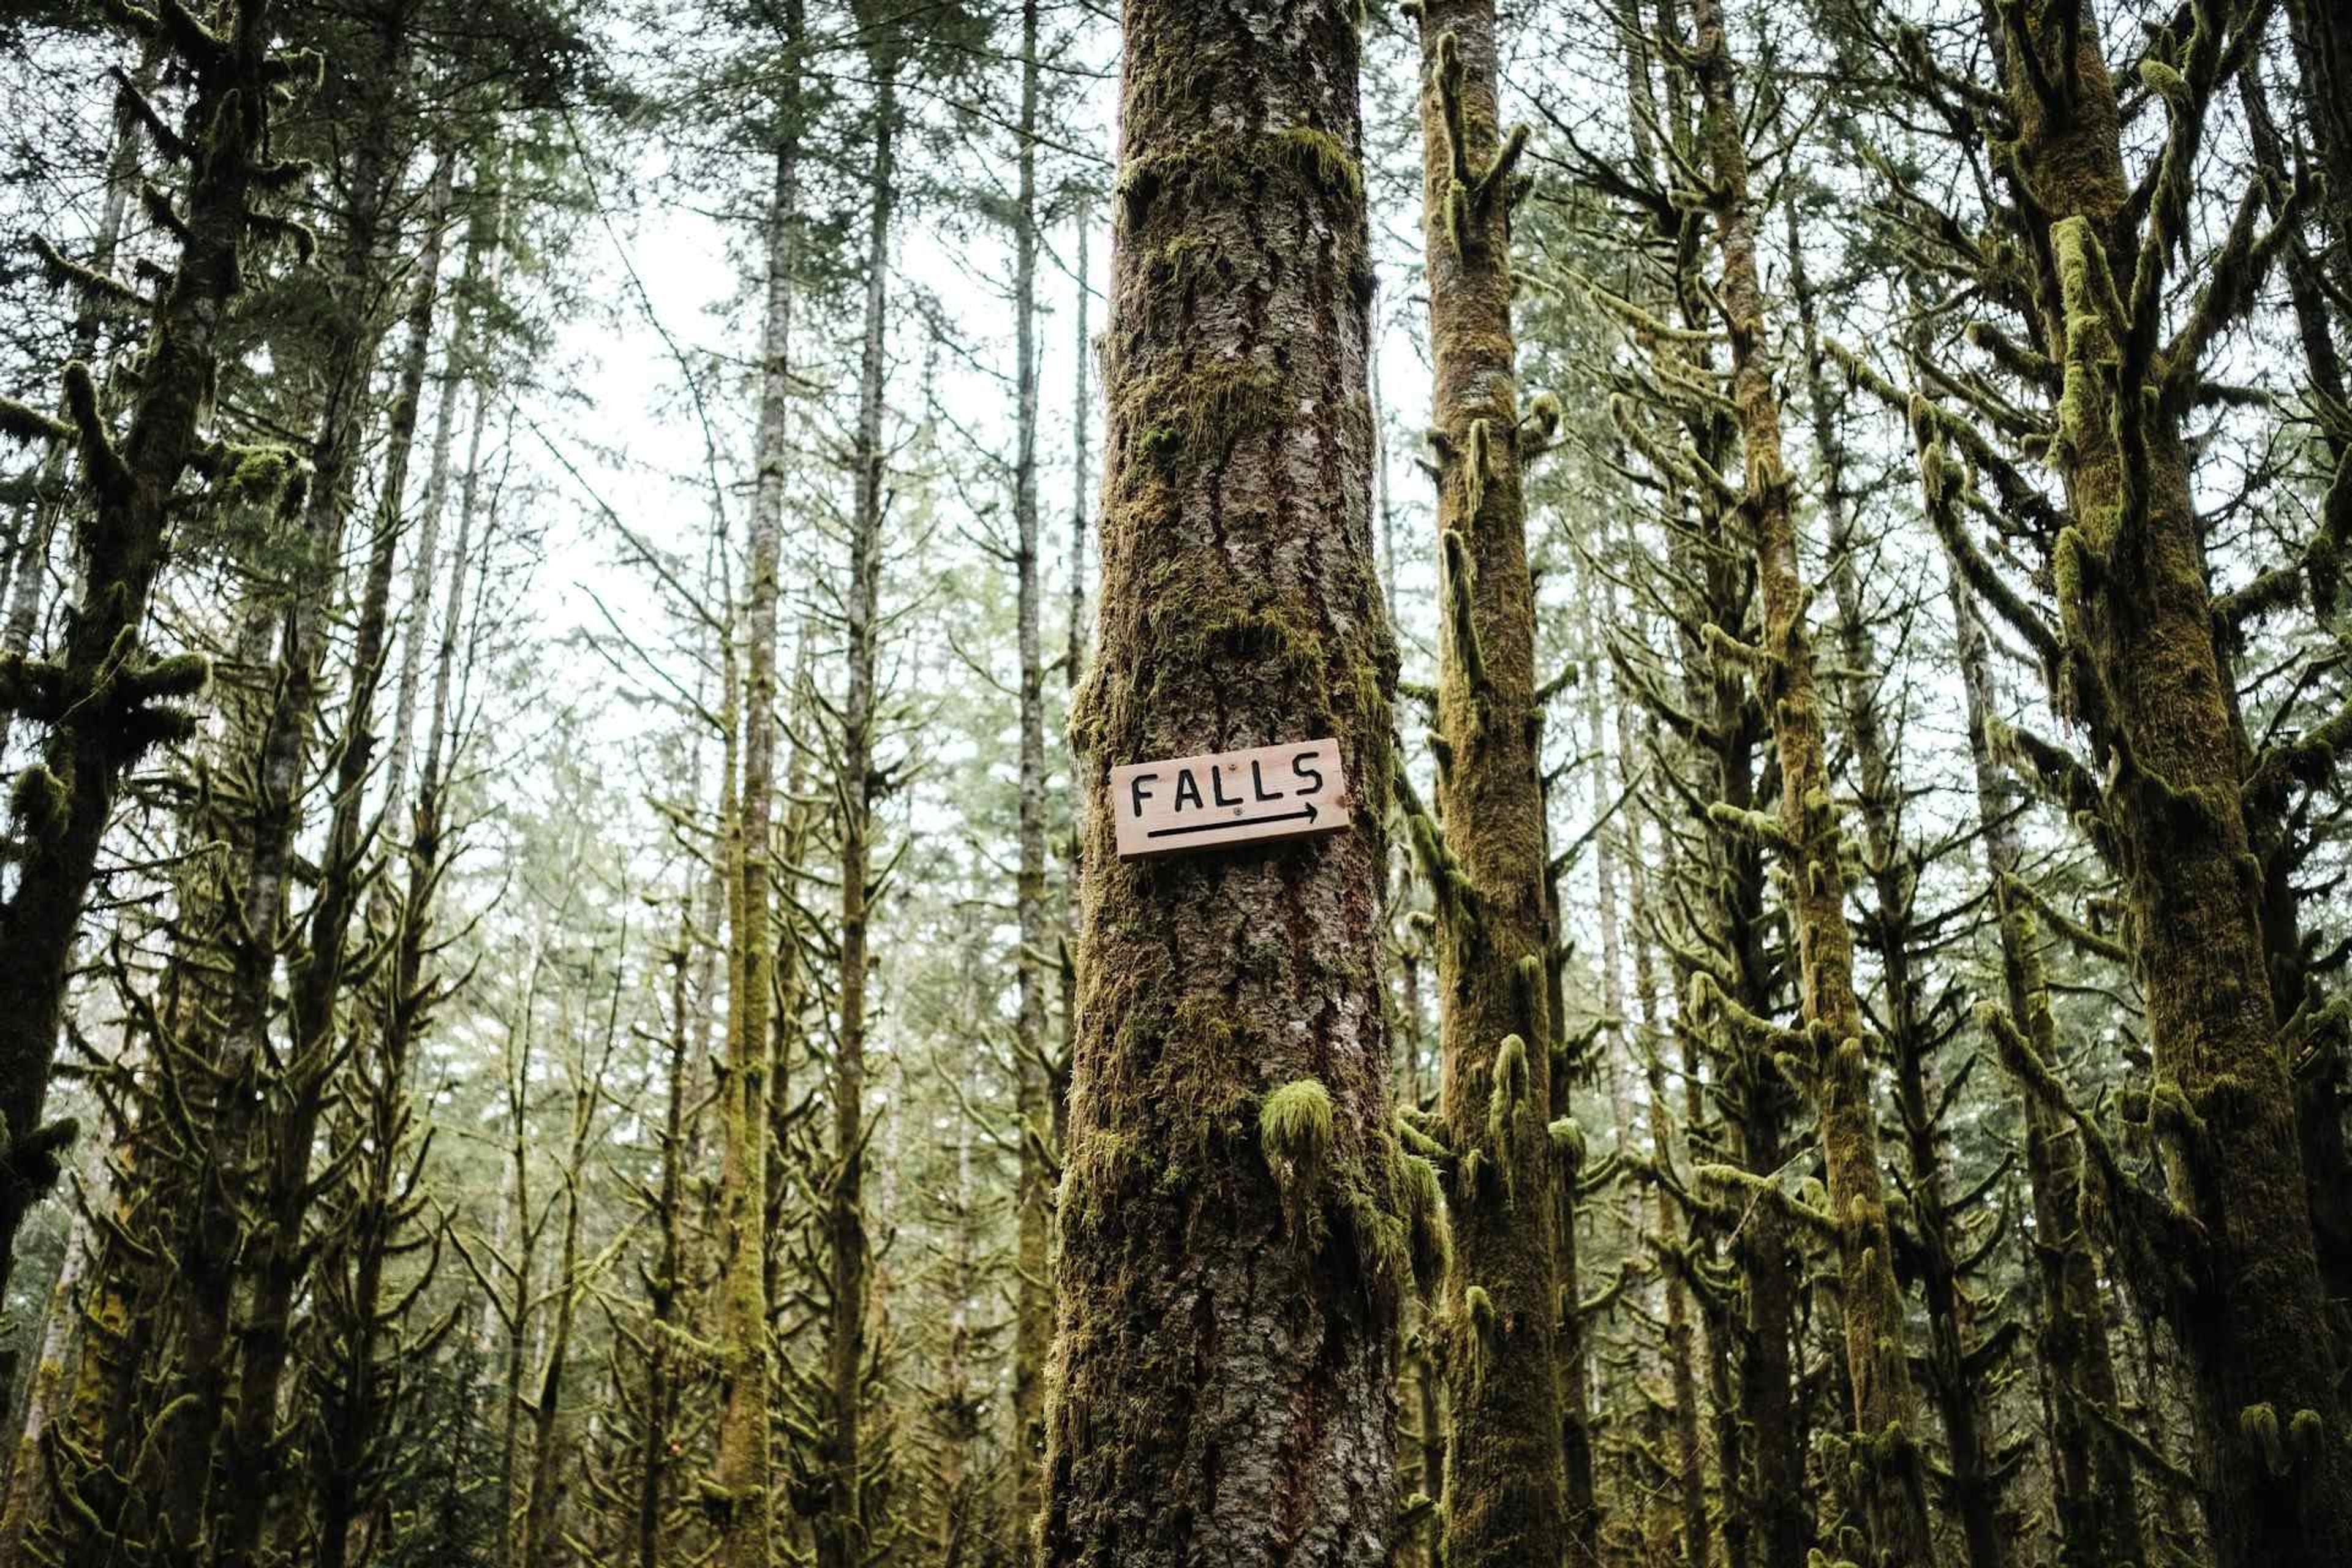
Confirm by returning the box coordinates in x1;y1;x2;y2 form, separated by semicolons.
1398;1152;1450;1298
1261;1078;1335;1192
1547;1116;1585;1177
1268;126;1363;202
2290;1408;2324;1466
1117;127;1363;231
10;764;67;836
2138;58;2187;104
2241;1402;2283;1476
213;441;304;510
128;651;212;703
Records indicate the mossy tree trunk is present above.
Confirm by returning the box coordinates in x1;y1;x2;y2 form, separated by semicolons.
1790;216;2016;1568
0;0;304;1341
208;33;427;1551
710;12;802;1558
1583;20;1811;1556
1619;719;1709;1568
1042;2;1408;1562
1945;556;2145;1568
302;144;458;1568
516;1002;609;1568
1687;1;1935;1559
135;2;412;1550
0;32;149;769
2213;61;2352;1337
2285;0;2352;289
1991;4;2352;1557
636;895;703;1568
1406;6;1577;1563
0;1159;91;1559
786;21;897;1562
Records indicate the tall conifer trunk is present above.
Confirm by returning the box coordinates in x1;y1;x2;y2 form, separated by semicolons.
1945;557;2144;1568
1406;6;1576;1561
1993;4;2352;1556
1011;1;1053;1545
710;13;802;1559
1790;215;2013;1568
0;0;301;1332
1042;3;1408;1561
1687;0;1934;1559
799;18;897;1562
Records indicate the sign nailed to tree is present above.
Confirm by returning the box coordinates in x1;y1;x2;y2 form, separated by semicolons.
1111;738;1352;860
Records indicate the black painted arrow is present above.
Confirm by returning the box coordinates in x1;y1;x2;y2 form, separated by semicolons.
1146;801;1321;840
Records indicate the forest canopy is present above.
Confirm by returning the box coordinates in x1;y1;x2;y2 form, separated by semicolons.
0;0;2347;1565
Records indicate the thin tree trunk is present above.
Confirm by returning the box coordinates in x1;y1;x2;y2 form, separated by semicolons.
0;35;150;768
518;1019;601;1568
1790;209;2011;1568
211;97;436;1568
384;138;502;805
1626;757;1709;1568
1946;560;2144;1568
0;1175;91;1558
1687;1;1935;1559
711;16;802;1560
804;24;896;1564
1010;1;1054;1552
308;143;458;1568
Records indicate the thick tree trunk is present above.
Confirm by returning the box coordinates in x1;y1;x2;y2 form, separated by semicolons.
1408;6;1576;1563
1999;6;2352;1558
1041;3;1403;1562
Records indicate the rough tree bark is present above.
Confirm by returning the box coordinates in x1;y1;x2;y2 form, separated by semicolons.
1990;2;2352;1557
1042;2;1411;1563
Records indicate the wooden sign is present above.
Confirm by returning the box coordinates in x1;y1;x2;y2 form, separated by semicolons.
1111;738;1351;859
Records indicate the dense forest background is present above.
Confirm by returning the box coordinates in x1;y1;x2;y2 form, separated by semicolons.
0;0;2346;1564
